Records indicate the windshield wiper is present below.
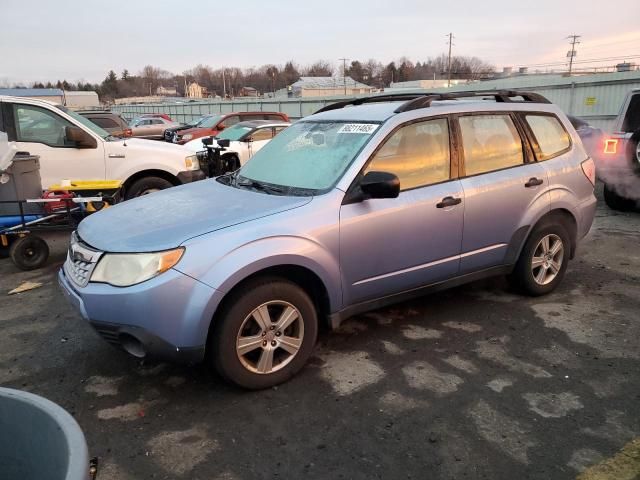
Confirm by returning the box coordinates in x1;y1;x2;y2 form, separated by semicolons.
235;177;286;195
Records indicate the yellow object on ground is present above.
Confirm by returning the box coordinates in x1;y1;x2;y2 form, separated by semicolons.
48;180;122;191
577;438;640;480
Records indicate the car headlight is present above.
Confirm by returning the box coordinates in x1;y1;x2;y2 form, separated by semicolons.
91;248;184;287
182;134;193;141
185;155;200;170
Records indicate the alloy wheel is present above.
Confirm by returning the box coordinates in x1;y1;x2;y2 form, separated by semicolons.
235;301;304;374
531;234;564;285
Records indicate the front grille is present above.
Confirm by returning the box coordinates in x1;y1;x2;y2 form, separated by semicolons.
64;232;103;288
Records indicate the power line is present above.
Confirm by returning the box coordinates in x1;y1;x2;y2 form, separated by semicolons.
567;34;581;75
515;54;640;69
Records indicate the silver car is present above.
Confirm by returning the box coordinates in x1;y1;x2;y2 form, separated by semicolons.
129;117;180;140
59;90;597;389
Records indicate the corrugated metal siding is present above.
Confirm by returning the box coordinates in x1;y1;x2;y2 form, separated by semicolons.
112;71;640;132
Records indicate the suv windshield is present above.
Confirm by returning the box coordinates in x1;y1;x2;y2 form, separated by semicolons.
237;121;379;193
198;115;223;128
217;124;253;141
57;106;111;140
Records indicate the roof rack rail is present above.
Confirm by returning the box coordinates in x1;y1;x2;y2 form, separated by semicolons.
314;90;551;115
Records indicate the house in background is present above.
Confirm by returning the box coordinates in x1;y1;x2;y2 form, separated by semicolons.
156;86;177;96
239;86;258;97
186;82;208;99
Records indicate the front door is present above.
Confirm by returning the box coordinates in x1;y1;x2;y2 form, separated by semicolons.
455;113;549;273
7;102;105;188
340;117;464;305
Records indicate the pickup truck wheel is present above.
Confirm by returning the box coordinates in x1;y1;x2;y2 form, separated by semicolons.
211;277;318;389
510;223;570;296
9;235;49;271
125;176;174;199
603;184;636;211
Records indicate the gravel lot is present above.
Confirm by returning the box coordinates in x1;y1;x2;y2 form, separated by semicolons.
1;187;639;480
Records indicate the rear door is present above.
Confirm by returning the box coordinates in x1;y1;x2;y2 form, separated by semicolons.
455;112;549;273
6;101;105;187
340;116;464;304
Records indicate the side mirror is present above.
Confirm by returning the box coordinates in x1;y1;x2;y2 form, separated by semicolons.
65;126;97;149
360;171;400;199
217;124;226;131
122;128;133;138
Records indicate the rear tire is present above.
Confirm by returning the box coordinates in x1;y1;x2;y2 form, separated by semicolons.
124;176;174;200
210;277;318;390
510;222;570;296
9;235;49;271
604;184;636;211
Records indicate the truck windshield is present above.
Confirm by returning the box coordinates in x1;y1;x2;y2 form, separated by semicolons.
198;115;223;128
57;106;111;140
237;121;379;193
217;124;253;141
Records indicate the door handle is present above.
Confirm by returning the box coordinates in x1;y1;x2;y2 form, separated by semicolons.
436;196;462;208
525;177;544;187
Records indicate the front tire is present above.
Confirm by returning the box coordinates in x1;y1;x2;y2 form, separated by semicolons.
510;223;570;296
210;277;318;389
124;176;174;200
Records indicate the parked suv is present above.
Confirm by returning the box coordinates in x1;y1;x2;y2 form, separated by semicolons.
599;88;640;210
0;96;205;198
59;91;596;389
171;111;289;144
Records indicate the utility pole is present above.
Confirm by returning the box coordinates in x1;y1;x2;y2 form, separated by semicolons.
566;34;581;76
446;33;454;87
339;58;349;95
222;69;226;98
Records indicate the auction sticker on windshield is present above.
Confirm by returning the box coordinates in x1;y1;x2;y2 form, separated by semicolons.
337;124;379;134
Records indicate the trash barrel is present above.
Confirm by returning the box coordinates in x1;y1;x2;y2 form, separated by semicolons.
0;153;43;216
0;387;89;480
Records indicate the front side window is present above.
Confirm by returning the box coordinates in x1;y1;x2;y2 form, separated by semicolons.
14;104;74;147
238;121;378;192
364;118;451;190
525;114;571;160
459;114;524;176
197;115;223;128
249;128;273;142
222;115;240;127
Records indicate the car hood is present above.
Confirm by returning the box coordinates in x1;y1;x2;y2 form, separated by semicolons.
104;138;190;156
177;127;213;138
78;179;311;252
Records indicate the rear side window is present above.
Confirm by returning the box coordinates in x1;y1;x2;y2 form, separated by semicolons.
249;128;273;141
266;114;286;121
525;115;571;160
459;114;523;176
365;118;450;191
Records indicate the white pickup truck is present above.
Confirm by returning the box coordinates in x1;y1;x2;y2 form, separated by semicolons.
0;96;205;198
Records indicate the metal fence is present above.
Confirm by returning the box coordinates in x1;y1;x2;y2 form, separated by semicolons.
111;71;640;132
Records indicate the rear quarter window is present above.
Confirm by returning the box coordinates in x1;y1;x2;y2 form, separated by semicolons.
525;114;571;160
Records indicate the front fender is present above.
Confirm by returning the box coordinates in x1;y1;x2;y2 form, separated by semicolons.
177;235;343;313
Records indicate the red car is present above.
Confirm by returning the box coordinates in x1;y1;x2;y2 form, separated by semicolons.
171;111;289;144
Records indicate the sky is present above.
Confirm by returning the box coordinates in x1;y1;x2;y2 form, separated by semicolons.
1;0;639;85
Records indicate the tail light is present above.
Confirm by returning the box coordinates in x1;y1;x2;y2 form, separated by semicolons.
604;138;618;154
581;157;596;186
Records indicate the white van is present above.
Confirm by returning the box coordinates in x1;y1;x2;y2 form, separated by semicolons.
0;96;204;198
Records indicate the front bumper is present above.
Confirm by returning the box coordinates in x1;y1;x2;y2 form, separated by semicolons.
177;169;206;184
58;266;223;364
